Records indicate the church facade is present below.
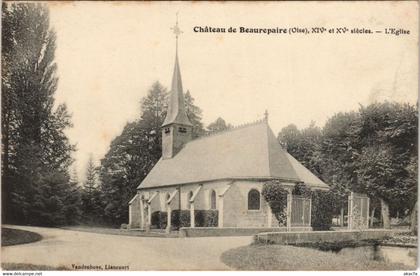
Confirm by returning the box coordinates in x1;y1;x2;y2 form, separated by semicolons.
128;23;329;232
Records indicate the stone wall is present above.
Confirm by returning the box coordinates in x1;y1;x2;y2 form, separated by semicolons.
136;180;292;228
255;229;395;245
224;180;275;227
179;226;312;237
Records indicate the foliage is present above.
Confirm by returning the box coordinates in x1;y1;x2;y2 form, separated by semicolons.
31;172;82;226
151;211;168;229
292;183;312;197
207;117;233;134
356;103;417;214
278;102;417;228
311;190;335;230
1;227;42;246
81;156;103;224
170;210;191;229
151;210;218;229
99;82;204;225
278;121;323;177
185;90;205;137
195;210;218;227
1;3;78;225
262;182;288;225
294;239;381;253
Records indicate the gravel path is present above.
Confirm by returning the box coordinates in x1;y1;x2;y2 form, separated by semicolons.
1;225;252;270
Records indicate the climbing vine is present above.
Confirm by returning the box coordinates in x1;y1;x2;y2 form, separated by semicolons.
262;181;288;226
293;183;312;197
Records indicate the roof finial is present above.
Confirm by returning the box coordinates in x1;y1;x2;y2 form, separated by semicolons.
264;109;269;122
171;12;183;54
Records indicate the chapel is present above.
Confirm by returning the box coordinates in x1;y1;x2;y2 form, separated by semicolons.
128;21;329;232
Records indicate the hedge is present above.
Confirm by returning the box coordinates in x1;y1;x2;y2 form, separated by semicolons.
311;190;335;230
151;210;218;229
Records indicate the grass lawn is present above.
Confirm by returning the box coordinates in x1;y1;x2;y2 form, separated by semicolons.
1;263;69;270
1;228;42;246
221;244;415;270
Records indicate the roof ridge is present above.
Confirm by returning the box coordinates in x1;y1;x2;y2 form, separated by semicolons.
193;118;267;142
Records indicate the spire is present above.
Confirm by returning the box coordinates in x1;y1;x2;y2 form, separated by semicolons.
162;14;192;127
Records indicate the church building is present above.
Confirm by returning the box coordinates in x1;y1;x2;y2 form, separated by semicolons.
128;21;329;232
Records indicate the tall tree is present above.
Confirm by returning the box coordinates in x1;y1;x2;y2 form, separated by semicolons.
84;155;97;194
99;82;205;224
355;102;417;228
278;122;323;177
81;155;103;223
99;82;168;225
1;3;76;225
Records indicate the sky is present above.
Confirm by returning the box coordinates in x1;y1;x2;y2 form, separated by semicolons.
46;1;418;180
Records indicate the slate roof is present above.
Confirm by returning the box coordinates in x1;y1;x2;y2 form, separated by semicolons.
138;120;329;190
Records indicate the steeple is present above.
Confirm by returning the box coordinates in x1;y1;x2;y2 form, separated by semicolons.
162;15;192;127
161;15;193;159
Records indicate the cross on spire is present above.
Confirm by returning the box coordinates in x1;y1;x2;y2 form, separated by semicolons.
171;12;183;53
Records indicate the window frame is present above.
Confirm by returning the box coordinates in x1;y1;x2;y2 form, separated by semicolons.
247;189;261;211
188;191;193;209
210;190;217;210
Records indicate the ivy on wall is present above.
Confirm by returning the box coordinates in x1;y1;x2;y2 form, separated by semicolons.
262;181;288;226
292;183;312;197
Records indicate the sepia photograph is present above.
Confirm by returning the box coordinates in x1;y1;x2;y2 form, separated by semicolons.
1;0;418;272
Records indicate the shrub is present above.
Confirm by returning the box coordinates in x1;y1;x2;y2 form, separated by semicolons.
151;211;168;229
171;210;190;229
262;181;288;225
151;209;219;229
195;210;218;227
311;190;335;230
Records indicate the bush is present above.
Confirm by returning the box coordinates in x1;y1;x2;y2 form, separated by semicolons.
171;210;190;229
151;211;168;229
151;210;219;229
195;210;218;227
311;190;335;230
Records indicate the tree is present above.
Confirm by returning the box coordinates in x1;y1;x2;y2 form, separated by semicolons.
207;117;232;133
277;124;301;155
1;3;76;225
278;122;323;177
319;112;361;221
355;102;417;228
84;155;97;194
99;122;151;225
99;82;205;225
185;90;205;137
81;155;103;223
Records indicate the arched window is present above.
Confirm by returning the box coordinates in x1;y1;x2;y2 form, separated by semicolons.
210;190;217;209
248;189;260;210
188;191;193;209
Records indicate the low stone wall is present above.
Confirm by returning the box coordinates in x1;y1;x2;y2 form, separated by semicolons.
179;226;312;237
255;229;395;245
